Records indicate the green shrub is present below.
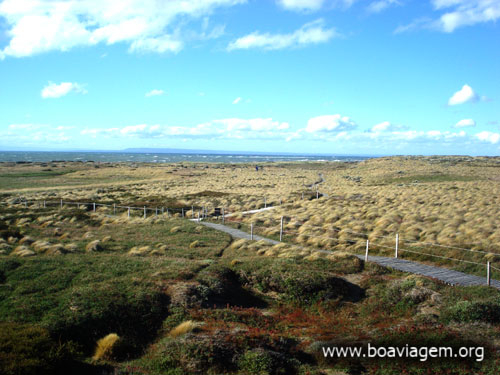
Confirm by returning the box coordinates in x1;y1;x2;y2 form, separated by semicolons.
46;283;169;353
234;259;352;305
127;337;237;375
238;349;274;375
0;322;78;375
238;348;299;375
443;300;500;323
0;256;170;355
162;306;190;332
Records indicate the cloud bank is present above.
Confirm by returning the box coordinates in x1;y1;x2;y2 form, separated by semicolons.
0;0;243;59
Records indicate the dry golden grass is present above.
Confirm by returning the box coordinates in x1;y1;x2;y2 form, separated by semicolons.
189;240;200;248
3;156;500;269
85;240;102;252
168;320;197;338
92;333;120;361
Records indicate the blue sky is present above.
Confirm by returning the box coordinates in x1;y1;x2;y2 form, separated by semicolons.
0;0;499;155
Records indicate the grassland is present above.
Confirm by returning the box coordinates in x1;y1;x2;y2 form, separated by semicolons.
1;156;500;374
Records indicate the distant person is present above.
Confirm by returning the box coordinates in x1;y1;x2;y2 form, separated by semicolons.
255;165;259;171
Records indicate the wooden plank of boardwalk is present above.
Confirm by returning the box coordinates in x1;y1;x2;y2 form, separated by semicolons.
198;221;500;290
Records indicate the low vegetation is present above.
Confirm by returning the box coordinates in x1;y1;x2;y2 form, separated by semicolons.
1;156;500;374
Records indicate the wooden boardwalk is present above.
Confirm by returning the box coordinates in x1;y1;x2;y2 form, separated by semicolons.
359;255;500;289
197;221;500;290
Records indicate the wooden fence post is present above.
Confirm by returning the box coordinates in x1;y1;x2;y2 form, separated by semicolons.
182;208;184;218
222;208;225;224
113;203;116;215
487;261;491;286
144;206;146;219
93;202;96;212
395;233;399;258
127;207;130;218
280;216;283;242
301;192;304;200
166;208;169;217
60;199;63;209
365;240;369;262
264;197;267;208
251;223;254;240
43;200;46;208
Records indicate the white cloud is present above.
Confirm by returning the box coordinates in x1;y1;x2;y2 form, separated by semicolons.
448;84;478;105
227;19;338;51
432;0;500;32
129;35;183;54
370;121;408;132
0;0;244;58
276;0;357;12
454;118;476;128
305;114;357;133
397;0;500;33
277;0;325;12
394;17;432;33
232;97;242;104
476;131;500;144
367;0;401;13
41;82;87;99
145;89;165;97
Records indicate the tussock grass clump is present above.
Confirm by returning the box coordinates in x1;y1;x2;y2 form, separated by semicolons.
46;244;66;255
102;235;113;243
230;238;249;250
128;246;151;256
16;217;31;226
189;240;200;249
168;320;197;338
484;253;500;262
304;251;326;261
325;251;364;272
170;226;181;233
32;240;51;253
64;243;78;252
230;259;242;266
82;231;93;239
18;236;34;245
92;333;121;361
85;240;102;252
12;246;35;257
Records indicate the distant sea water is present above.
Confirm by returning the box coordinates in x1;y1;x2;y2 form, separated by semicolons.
0;151;371;163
